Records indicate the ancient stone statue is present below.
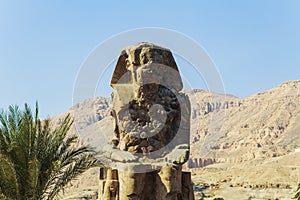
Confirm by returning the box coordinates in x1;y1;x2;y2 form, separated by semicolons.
98;42;194;200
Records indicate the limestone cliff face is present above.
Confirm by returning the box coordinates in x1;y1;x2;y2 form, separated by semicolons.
187;157;215;168
188;80;300;166
52;80;300;169
53;81;300;198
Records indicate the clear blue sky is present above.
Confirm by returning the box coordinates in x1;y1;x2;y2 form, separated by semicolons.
0;1;299;118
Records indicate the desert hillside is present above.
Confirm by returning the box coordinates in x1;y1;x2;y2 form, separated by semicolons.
53;80;300;199
188;80;300;167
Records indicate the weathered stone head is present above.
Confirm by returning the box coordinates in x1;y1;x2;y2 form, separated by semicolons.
99;43;194;200
110;42;190;159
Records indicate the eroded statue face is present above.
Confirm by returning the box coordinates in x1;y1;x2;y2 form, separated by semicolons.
110;43;189;157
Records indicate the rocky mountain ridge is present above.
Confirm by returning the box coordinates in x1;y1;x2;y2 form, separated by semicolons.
52;80;300;169
54;80;300;199
189;80;300;167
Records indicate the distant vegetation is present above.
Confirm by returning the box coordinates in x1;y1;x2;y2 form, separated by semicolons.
0;103;98;200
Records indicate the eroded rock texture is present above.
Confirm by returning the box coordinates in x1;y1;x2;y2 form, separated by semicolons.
110;43;186;155
99;42;194;200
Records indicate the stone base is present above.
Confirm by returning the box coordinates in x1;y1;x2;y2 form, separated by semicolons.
99;165;194;200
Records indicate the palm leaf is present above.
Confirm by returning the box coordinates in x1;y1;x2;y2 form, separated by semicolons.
0;103;98;200
0;154;20;199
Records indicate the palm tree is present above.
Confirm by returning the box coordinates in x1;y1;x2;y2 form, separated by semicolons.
0;103;98;200
295;183;300;200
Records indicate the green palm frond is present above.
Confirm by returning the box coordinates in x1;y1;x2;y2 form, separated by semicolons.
0;103;98;200
0;154;20;199
44;153;97;200
295;183;300;199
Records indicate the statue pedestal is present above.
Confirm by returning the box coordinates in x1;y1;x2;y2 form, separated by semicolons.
99;162;194;200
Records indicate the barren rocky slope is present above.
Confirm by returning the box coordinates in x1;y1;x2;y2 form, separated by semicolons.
53;80;300;199
188;80;300;167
